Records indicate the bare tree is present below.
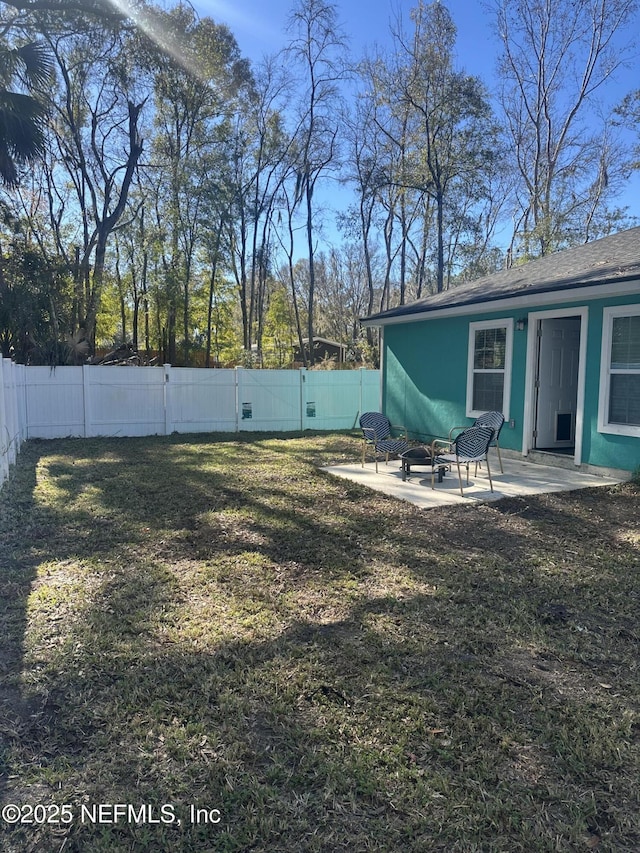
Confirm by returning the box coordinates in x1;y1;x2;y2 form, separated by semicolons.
285;0;347;364
44;26;143;351
340;87;385;341
140;5;251;364
348;2;503;305
316;245;375;347
615;88;640;172
493;0;638;256
394;1;502;292
273;179;308;365
348;52;406;311
227;55;296;358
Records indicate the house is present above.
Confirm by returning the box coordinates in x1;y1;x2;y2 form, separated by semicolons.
293;337;347;365
362;226;640;476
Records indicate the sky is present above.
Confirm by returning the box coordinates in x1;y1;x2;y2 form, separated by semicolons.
187;0;640;249
189;0;638;98
190;0;499;79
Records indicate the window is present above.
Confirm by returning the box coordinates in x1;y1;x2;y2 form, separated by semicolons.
467;320;512;418
599;307;640;436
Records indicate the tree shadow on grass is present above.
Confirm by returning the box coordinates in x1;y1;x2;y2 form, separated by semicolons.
0;434;391;848
1;436;639;852
0;442;53;834
4;582;640;851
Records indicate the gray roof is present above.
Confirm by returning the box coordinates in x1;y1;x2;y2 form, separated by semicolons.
364;225;640;324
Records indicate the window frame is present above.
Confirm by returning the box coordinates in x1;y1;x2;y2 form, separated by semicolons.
598;305;640;437
466;318;513;419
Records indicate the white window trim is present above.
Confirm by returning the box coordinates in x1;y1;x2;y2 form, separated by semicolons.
598;305;640;437
466;318;513;419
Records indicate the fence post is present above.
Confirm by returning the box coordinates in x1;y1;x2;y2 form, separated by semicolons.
358;366;365;428
164;364;172;435
4;360;17;466
299;367;306;432
82;364;91;437
0;358;8;486
16;363;27;442
235;367;241;432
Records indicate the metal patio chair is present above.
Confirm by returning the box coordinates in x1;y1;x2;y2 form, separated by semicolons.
432;425;495;497
359;412;410;472
449;410;505;473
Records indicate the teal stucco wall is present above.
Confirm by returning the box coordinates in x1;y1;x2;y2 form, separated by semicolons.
383;310;526;450
383;315;469;442
381;294;640;472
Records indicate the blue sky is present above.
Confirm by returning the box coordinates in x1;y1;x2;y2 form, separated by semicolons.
191;0;638;99
189;0;640;247
191;0;498;78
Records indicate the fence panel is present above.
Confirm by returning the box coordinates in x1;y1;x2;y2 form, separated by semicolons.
360;368;382;415
11;365;380;443
166;367;237;433
0;365;384;493
84;365;166;437
0;359;10;484
25;366;85;438
2;359;17;466
302;369;373;431
237;369;302;432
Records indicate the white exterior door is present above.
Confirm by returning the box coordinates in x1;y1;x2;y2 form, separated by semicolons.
535;317;581;448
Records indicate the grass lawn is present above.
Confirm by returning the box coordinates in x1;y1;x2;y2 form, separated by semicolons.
0;432;639;852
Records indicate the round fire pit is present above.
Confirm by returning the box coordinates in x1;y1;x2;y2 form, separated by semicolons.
400;446;447;482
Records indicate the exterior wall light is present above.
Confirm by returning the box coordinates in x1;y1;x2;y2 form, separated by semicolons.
516;318;527;331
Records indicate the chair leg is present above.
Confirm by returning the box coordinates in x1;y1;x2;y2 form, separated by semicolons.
456;459;464;497
485;455;493;491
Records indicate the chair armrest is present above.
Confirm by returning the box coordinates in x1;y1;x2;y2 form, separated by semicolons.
431;438;452;456
361;427;378;442
448;425;466;440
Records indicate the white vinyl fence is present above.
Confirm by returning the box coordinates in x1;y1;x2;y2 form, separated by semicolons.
0;359;27;490
0;365;380;487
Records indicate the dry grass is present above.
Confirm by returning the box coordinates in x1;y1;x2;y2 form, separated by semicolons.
0;432;639;852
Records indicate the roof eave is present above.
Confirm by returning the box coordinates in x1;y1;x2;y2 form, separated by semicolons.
360;274;640;328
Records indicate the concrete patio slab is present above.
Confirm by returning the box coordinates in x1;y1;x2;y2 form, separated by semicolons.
322;455;623;510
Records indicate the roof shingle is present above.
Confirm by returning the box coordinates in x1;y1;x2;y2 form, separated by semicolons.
364;225;640;324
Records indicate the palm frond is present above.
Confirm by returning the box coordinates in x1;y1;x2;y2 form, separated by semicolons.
0;39;51;186
0;92;47;152
16;41;53;89
0;91;47;184
0;143;19;186
0;45;20;88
